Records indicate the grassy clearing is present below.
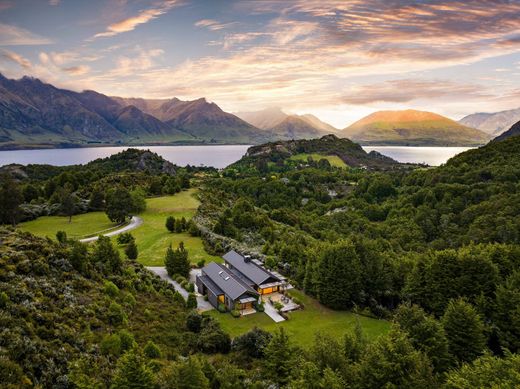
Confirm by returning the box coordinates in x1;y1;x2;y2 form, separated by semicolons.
18;189;221;266
19;212;119;239
207;289;390;348
131;190;221;266
289;153;347;168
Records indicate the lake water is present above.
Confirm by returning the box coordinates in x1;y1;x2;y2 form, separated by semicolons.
0;145;474;168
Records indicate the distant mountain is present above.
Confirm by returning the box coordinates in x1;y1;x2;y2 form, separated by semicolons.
0;74;273;150
340;109;490;146
233;134;400;170
494;120;520;142
236;107;338;139
459;107;520;135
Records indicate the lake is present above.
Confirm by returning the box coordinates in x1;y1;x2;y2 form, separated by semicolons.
0;145;474;168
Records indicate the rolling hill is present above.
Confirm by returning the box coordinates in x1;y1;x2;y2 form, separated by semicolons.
340;109;490;146
459;107;520;136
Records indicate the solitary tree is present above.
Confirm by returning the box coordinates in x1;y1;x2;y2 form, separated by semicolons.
89;188;105;210
125;240;138;260
166;216;175;232
165;242;190;278
60;188;79;223
105;188;134;224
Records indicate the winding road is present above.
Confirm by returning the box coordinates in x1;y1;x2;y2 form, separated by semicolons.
79;216;143;243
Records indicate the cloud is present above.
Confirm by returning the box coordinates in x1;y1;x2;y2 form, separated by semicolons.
195;19;237;31
341;79;491;105
0;22;53;45
0;49;32;69
49;0;60;5
62;65;90;76
93;1;179;39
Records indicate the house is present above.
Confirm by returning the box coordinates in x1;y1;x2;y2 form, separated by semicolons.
196;250;287;313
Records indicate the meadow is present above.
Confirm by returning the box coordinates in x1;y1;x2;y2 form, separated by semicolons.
207;289;390;348
288;153;348;168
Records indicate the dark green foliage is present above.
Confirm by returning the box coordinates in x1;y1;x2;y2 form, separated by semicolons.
165;216;175;232
117;232;135;245
358;328;435;388
104;281;120;297
0;174;23;225
56;230;67;243
495;271;520;352
186;293;197;309
156;356;209;389
442;299;486;363
316;240;361;309
108;302;126;325
197;319;231;354
111;349;154;389
232;327;273;358
164;242;190;278
125;240;138;260
394;303;452;372
263;328;298;386
186;311;203;333
89;187;105;210
91;235;122;275
143;341;162;359
70;240;88;274
105;187;134;223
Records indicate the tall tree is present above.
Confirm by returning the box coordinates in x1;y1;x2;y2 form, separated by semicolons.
165;216;175;233
442;298;486;363
105;188;134;224
111;349;154;389
91;235;122;274
263;328;298;386
125;240;138;260
0;174;23;226
495;271;520;352
316;240;361;309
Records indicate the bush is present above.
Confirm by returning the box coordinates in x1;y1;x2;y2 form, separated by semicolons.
165;216;175;233
100;333;122;356
186;311;203;333
231;310;241;318
218;303;227;313
123;293;136;308
175;275;187;284
125;241;138;260
143;341;162;359
187;293;197;309
0;292;9;308
107;302;126;325
197;259;206;268
273;302;283;312
104;281;120;297
56;230;67;243
117;232;134;245
186;283;195;293
255;302;265;312
118;329;136;352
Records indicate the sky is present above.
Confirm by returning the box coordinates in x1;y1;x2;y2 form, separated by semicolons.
0;0;519;128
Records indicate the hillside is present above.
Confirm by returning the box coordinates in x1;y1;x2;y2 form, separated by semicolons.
267;116;324;140
494;120;520;142
459;107;520;135
236;107;288;130
233;134;400;170
341;109;490;146
0;74;272;150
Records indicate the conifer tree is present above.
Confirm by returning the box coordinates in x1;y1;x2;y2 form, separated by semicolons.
263;328;298;386
111;349;154;389
125;240;138;260
165;216;175;233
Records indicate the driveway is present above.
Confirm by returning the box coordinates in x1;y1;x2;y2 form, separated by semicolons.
146;266;213;312
79;216;143;243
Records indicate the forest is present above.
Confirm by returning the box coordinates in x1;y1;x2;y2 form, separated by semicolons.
1;136;520;387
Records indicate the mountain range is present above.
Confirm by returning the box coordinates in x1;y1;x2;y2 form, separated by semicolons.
340;109;490;146
459;107;520;136
0;74;496;150
494;120;520;142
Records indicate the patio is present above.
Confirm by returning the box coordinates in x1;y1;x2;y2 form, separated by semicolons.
264;292;300;313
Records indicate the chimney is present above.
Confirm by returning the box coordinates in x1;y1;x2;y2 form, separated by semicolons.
244;255;251;263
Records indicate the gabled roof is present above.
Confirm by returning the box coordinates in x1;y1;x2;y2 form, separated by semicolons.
222;250;278;285
201;262;258;300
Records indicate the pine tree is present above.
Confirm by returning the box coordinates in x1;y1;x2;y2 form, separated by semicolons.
111;349;154;389
165;245;176;276
165;216;175;233
442;298;486;363
158;356;209;389
263;328;298;386
176;241;191;278
125;240;138;260
495;271;520;352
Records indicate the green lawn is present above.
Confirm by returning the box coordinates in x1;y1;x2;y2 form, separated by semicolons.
289;153;348;168
19;212;120;239
131;190;221;266
207;289;390;348
18;189;221;266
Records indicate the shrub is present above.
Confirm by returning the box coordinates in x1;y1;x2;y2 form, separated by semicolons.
0;292;9;308
165;216;175;233
175;275;187;284
125;241;138;260
186;283;195;293
197;259;206;268
123;293;136;308
173;291;186;308
143;341;162;359
231;310;241;318
273;302;283;312
104;281;120;297
118;330;136;352
100;333;122;356
187;293;197;309
56;230;67;243
218;303;227;313
186;311;203;333
107;302;126;325
117;233;134;245
255;302;265;312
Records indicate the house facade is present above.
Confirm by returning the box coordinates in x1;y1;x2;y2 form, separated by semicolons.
196;250;286;312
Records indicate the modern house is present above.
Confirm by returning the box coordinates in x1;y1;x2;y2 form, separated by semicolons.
196;250;287;313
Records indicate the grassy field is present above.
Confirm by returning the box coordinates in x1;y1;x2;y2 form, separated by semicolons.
289;153;347;168
19;212;120;239
19;189;221;266
207;289;390;348
130;190;221;266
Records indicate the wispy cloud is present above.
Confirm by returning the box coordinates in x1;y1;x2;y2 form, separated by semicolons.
0;49;32;69
0;22;53;45
49;0;60;6
92;1;179;39
62;65;90;76
195;19;238;31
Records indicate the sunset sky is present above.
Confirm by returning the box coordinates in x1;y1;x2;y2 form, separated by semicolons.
0;0;519;127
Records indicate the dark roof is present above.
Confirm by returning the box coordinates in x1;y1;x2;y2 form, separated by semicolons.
222;250;278;285
198;275;223;296
201;262;258;300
